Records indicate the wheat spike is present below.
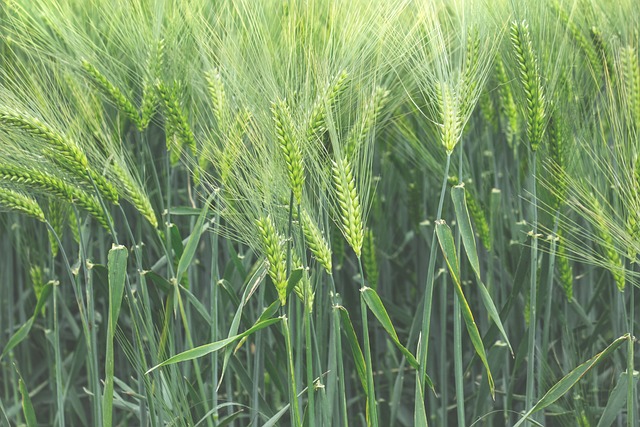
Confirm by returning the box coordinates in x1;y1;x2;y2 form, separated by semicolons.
82;59;142;129
299;208;332;274
157;81;197;163
0;164;111;230
510;20;546;151
205;69;229;131
332;157;364;258
0;111;119;203
306;70;349;144
362;227;378;289
113;163;157;228
495;55;519;147
273;99;305;205
0;186;45;222
139;39;165;130
257;215;288;305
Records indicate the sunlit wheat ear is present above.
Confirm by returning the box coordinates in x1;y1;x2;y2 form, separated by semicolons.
591;196;626;291
112;163;157;228
619;46;640;128
510;20;546;151
345;86;389;160
139;39;165;130
495;54;520;147
205;68;229;131
273;99;305;205
256;215;288;305
437;82;463;154
299;208;332;274
0;164;112;231
0;186;45;222
306;70;349;144
81;59;142;129
156;81;197;164
332;157;364;259
0;111;119;204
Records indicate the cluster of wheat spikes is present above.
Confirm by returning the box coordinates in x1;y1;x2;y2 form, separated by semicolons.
0;0;638;426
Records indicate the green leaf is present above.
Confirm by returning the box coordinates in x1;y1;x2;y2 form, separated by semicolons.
597;371;638;427
452;185;513;355
175;193;215;284
514;334;629;427
147;317;281;373
286;267;304;298
435;220;494;397
336;305;367;391
143;270;172;293
218;260;268;389
451;185;480;274
1;282;53;360
361;287;432;390
103;244;128;427
18;377;37;427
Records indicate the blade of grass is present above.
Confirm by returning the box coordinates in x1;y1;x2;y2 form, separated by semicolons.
435;219;494;397
514;334;629;427
102;244;128;427
451;184;512;354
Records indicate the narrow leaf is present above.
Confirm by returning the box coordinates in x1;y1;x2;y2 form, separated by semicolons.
19;377;37;427
361;287;424;376
436;220;495;397
103;244;128;427
597;371;638;427
336;305;367;391
147;317;281;373
514;334;629;427
286;267;304;298
1;282;53;360
175;193;215;284
452;185;513;354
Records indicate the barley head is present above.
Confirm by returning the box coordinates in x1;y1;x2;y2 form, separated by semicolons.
510;20;546;151
273;99;305;205
0;187;45;222
332;157;364;258
257;215;288;305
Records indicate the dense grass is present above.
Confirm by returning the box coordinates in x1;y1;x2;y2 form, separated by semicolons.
0;0;638;426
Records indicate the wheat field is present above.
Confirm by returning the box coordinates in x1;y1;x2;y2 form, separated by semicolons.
0;0;638;426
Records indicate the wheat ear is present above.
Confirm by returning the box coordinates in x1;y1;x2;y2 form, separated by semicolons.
0;186;45;222
510;20;546;151
332;157;364;258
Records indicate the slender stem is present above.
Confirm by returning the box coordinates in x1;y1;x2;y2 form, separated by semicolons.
628;279;635;427
297;204;316;427
525;152;538;422
330;276;349;427
52;283;65;427
541;213;559;354
282;315;302;427
359;257;378;427
439;255;448;426
210;218;220;423
454;146;465;427
417;152;451;398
